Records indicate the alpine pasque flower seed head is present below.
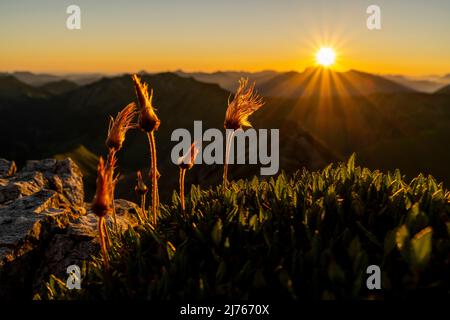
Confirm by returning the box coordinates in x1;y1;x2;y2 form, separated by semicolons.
106;102;137;151
224;78;264;130
92;157;115;218
178;142;199;170
131;74;160;132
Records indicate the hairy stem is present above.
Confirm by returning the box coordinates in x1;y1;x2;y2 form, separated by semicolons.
179;168;186;212
140;194;146;220
102;218;111;250
106;149;118;233
223;130;235;187
98;216;109;269
147;132;159;224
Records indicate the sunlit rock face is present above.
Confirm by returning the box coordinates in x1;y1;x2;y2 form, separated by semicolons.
0;157;139;300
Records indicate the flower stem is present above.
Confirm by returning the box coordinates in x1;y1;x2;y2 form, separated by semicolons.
102;218;111;249
179;168;186;212
106;149;118;233
147;132;159;224
140;194;146;220
223;130;235;187
98;216;109;269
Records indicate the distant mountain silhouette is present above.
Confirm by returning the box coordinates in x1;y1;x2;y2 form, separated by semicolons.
38;79;78;95
175;70;279;92
0;75;48;103
176;68;416;98
385;74;447;93
257;67;415;98
5;71;103;87
0;72;338;200
435;83;450;95
2;71;450;200
12;71;62;86
63;73;104;86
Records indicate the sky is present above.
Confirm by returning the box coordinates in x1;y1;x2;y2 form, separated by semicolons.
1;0;449;75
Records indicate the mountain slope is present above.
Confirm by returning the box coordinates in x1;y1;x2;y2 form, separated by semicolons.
38;80;79;95
0;73;338;200
258;67;415;98
2;70;450;198
385;74;446;93
175;70;279;92
435;84;450;95
12;71;62;86
0;75;48;103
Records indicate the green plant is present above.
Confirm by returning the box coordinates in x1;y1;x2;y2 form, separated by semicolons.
42;156;450;300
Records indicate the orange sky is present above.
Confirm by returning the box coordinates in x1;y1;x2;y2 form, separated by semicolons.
1;0;449;76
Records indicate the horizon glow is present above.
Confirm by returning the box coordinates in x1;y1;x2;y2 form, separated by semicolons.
0;0;449;76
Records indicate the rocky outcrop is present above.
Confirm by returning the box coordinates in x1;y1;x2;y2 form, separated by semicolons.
0;158;139;300
0;159;16;178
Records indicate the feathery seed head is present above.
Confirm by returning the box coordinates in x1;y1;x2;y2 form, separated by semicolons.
224;78;264;130
92;157;114;218
131;74;160;132
178;142;200;170
106;102;137;151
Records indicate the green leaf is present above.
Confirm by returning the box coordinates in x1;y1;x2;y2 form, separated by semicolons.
328;260;346;284
347;153;356;173
411;227;433;270
356;221;382;248
211;218;223;246
253;269;267;288
348;236;361;259
384;229;396;256
166;241;176;260
249;214;258;231
396;225;410;251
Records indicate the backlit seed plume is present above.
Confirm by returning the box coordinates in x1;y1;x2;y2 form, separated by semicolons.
178;142;200;170
131;74;160;132
92;157;115;218
224;78;264;130
106;102;137;151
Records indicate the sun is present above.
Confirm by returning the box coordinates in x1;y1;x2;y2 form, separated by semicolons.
316;47;336;67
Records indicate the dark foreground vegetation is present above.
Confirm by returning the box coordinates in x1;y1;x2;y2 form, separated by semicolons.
40;157;450;300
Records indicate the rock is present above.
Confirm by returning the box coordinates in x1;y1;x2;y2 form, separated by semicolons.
0;159;17;178
110;199;141;230
55;158;84;207
0;158;85;299
67;200;140;240
0;209;64;259
3;190;60;213
22;159;57;173
0;158;140;300
32;200;140;291
0;172;46;204
21;158;84;207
